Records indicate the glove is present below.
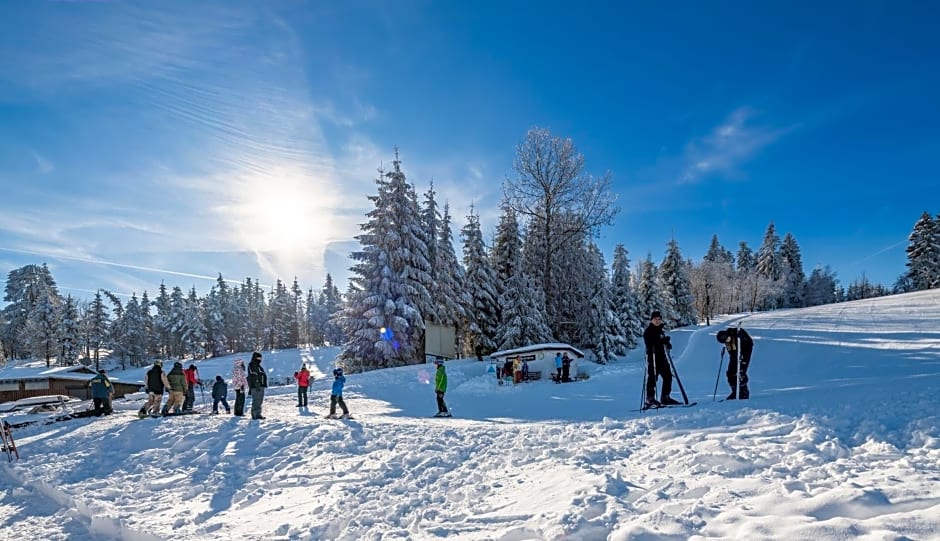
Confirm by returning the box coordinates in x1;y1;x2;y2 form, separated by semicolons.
663;336;672;350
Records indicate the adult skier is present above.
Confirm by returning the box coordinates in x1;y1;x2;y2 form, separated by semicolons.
434;360;450;417
182;364;200;412
232;358;247;416
643;311;679;407
143;360;171;416
164;362;188;414
88;369;114;416
717;327;754;399
247;352;267;420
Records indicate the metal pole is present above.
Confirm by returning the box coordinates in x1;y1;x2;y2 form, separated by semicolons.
666;350;690;405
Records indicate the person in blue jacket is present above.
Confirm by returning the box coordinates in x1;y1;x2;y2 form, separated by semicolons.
88;369;114;416
328;367;350;418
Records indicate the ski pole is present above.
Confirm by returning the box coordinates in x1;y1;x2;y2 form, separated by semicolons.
666;350;690;405
640;355;648;410
713;347;725;402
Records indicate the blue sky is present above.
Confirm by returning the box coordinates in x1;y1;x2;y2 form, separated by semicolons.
1;1;937;300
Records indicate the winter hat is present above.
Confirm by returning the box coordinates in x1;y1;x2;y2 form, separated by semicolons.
189;364;197;370
434;360;444;367
650;311;662;320
251;352;262;362
216;375;223;382
174;361;183;368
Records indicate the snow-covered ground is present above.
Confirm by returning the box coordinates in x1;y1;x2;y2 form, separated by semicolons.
2;290;939;540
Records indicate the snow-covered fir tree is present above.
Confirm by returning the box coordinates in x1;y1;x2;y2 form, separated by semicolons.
905;211;939;290
698;235;736;318
580;244;627;363
153;282;173;358
636;254;665;323
140;291;156;359
56;294;80;366
205;280;228;356
610;244;643;351
180;287;207;359
86;290;109;370
341;156;433;369
268;279;294;349
168;286;187;358
737;241;759;312
658;239;697;327
24;284;60;366
432;203;468;328
779;232;806;308
461;206;500;357
120;294;147;367
494;270;553;351
2;263;59;359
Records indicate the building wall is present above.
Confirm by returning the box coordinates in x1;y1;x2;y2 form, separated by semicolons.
0;378;142;403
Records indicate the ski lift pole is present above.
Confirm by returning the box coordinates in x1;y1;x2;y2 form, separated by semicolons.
713;347;726;402
666;350;690;405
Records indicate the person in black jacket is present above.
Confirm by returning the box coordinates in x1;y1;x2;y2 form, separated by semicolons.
143;360;171;416
643;311;678;407
247;351;267;420
717;327;754;399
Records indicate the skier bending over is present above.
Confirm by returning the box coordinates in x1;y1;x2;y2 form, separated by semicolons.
717;327;754;400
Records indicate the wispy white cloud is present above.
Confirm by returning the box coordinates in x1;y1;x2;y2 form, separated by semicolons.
678;107;794;183
32;152;54;174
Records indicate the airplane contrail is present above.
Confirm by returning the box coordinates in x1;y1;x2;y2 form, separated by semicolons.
847;238;907;267
0;247;244;285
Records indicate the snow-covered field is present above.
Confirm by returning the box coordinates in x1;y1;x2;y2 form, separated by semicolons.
2;290;939;540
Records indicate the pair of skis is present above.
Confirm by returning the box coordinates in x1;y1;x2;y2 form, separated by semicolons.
1;421;18;462
640;346;694;412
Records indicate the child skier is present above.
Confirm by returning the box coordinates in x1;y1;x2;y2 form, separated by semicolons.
294;364;310;407
211;375;231;414
327;367;350;419
434;360;451;417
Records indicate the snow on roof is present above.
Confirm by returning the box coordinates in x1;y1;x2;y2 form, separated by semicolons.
0;364;117;382
489;343;585;359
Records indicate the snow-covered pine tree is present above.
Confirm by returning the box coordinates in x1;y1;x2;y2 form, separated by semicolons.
636;254;665;324
120;294;147;368
580;244;627;363
56;294;80;366
24;283;60;366
319;274;344;347
905;211;940;290
433;203;468;328
611;244;643;351
140;291;157;359
153;282;173;359
2;263;60;359
180;287;207;359
779;232;807;308
267;279;294;349
290;278;304;347
461;206;500;357
205;281;228;357
736;241;759;312
494;270;553;351
87;290;109;370
168;286;187;358
341;155;433;369
658;239;697;327
756;222;784;309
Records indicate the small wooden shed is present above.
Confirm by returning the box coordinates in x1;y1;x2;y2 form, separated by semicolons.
488;343;586;380
0;365;142;402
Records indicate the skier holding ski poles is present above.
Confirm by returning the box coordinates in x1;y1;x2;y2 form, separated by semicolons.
643;311;679;408
717;326;754;399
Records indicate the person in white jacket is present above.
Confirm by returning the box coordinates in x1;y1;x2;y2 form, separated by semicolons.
232;359;247;417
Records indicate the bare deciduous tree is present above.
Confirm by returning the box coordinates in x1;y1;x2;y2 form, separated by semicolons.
504;127;619;317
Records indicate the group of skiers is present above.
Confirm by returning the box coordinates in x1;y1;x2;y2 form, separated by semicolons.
137;352;452;420
141;351;268;419
644;310;754;408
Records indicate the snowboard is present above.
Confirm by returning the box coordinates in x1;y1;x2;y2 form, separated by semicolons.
324;414;354;420
432;412;453;418
161;410;203;417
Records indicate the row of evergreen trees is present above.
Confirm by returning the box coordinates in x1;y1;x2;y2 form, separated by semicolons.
0;265;344;368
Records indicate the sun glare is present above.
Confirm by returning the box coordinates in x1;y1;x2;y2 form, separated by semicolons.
234;175;331;257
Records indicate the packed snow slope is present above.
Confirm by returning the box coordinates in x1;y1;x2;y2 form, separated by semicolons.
2;290;939;541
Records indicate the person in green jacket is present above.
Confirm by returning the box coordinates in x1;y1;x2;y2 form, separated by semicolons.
434;360;450;417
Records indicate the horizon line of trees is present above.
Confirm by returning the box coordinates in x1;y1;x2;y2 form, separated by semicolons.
2;132;935;371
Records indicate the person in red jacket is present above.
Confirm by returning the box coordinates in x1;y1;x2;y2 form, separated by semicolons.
182;364;200;412
294;364;311;408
